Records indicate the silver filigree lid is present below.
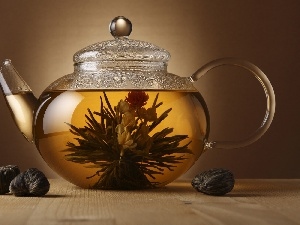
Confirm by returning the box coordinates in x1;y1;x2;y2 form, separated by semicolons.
73;16;170;64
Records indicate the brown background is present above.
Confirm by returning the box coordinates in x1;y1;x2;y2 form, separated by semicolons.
0;0;299;179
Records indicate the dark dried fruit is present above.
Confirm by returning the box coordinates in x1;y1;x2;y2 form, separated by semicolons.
191;168;235;196
0;165;20;194
9;168;50;196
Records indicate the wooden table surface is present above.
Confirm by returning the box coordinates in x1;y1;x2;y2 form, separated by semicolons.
0;179;299;225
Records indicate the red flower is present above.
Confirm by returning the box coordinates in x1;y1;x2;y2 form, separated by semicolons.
125;91;149;108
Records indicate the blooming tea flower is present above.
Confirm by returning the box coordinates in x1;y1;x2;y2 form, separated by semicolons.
115;124;125;134
138;107;157;122
126;91;149;108
117;130;137;156
65;91;192;190
121;112;136;128
118;100;130;113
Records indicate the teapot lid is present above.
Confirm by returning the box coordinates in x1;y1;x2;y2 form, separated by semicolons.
73;16;170;64
46;17;195;91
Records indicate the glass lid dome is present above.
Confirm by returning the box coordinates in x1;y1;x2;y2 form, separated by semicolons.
46;16;195;91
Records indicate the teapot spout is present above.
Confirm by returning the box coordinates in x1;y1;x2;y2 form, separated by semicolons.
0;59;38;143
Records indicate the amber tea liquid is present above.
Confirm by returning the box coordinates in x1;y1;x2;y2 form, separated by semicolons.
34;90;209;188
5;92;37;142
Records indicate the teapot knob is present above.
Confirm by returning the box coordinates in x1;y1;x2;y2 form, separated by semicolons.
109;16;132;38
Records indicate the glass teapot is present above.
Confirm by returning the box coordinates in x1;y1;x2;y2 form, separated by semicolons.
0;16;275;189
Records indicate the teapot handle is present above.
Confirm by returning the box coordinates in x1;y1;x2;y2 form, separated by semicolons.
189;57;275;150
